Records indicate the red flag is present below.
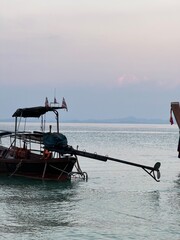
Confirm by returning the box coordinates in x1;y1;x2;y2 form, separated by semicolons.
61;97;68;111
170;109;174;125
45;97;49;107
54;97;57;104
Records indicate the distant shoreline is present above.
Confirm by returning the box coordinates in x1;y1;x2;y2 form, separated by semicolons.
0;118;169;124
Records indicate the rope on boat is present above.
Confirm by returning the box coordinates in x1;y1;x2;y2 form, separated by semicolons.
48;156;88;181
49;164;70;180
58;164;69;180
9;159;23;177
42;162;47;179
71;156;88;181
2;139;16;158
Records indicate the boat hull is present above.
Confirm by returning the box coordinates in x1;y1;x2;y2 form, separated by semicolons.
0;148;77;181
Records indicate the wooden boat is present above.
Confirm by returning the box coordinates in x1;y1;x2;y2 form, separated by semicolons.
0;99;85;181
0;98;161;182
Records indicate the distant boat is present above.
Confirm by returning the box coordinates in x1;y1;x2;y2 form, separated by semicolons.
0;98;160;182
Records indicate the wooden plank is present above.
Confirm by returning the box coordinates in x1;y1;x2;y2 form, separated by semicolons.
171;102;180;128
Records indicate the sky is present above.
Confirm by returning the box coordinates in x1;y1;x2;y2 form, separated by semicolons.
0;0;180;121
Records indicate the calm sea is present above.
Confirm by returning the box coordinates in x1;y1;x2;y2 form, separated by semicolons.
0;122;180;240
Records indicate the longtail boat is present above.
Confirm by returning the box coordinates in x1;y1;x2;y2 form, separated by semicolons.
0;98;161;182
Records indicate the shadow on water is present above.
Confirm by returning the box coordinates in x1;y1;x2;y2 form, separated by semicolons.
0;176;82;234
0;175;75;189
173;173;180;205
174;173;180;189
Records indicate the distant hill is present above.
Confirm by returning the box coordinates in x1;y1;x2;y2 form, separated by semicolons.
0;118;14;122
62;116;169;124
0;116;168;124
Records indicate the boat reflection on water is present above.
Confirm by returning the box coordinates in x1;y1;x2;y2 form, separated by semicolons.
0;176;81;233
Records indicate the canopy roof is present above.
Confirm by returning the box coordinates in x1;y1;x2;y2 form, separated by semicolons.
12;106;64;118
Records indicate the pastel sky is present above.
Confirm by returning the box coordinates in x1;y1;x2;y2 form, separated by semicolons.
0;0;180;121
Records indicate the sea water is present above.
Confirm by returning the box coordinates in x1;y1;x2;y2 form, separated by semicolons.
0;123;180;240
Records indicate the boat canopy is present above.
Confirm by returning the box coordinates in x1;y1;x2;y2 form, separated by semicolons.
12;106;64;118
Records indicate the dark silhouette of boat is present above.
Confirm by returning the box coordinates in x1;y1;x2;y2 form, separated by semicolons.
0;98;161;182
170;102;180;158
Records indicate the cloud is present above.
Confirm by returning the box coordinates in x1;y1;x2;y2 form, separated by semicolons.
156;78;180;88
117;74;148;86
117;73;180;89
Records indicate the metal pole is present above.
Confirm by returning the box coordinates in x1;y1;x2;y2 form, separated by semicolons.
14;117;17;147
